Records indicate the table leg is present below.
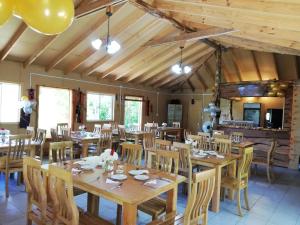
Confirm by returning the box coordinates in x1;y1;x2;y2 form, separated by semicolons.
211;165;221;212
82;142;89;158
166;186;178;213
228;160;237;200
123;203;137;225
87;193;99;217
135;135;139;144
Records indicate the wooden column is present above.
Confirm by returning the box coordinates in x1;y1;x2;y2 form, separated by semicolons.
214;46;222;127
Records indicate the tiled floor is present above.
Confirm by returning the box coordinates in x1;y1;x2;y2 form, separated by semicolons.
0;166;300;225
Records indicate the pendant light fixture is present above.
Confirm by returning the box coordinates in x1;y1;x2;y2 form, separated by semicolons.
171;46;192;75
91;6;121;54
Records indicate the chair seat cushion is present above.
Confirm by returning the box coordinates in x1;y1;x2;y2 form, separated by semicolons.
138;197;167;217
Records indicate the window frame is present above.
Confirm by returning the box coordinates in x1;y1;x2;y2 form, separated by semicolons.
86;91;115;122
0;81;21;124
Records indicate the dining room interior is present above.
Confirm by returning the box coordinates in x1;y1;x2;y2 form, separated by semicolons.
0;1;300;225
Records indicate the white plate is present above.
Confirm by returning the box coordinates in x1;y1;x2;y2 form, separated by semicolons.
134;175;150;181
111;174;127;181
129;170;145;176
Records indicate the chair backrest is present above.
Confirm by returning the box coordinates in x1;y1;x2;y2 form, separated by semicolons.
93;124;102;134
197;132;211;139
173;142;192;195
98;129;112;154
213;134;229;139
155;149;179;174
144;124;152;132
61;127;71;141
237;147;253;181
230;132;244;143
26;126;35;139
48;165;79;225
118;125;126;140
34;128;46;145
102;123;112;129
173;122;180;128
57;123;69;135
50;128;59;141
49;141;73;163
155;139;171;150
184;129;192;140
143;132;155;150
212;130;224;135
121;143;142;166
8;134;32;164
213;138;232;155
23;157;47;223
187;134;210;150
184;169;215;225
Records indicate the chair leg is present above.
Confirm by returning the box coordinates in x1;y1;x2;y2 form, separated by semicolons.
220;187;225;201
244;187;250;210
116;204;122;225
237;189;242;216
254;164;258;175
267;165;272;183
202;205;209;225
5;172;9;198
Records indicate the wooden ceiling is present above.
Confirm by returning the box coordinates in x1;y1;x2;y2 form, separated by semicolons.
0;0;300;91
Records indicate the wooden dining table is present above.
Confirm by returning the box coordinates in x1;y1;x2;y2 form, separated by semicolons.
125;130;146;144
70;132;100;157
157;127;183;140
42;157;186;225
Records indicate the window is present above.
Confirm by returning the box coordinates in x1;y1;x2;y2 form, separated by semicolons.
86;92;114;121
124;96;143;130
0;82;20;123
38;86;72;136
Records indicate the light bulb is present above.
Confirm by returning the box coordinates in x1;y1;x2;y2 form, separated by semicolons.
107;40;121;54
172;64;182;75
91;39;102;50
184;66;192;74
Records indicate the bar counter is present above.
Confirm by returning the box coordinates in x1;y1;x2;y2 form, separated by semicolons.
218;125;291;167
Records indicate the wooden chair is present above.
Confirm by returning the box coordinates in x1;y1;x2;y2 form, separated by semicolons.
173;122;181;128
102;123;112;129
188;134;210;150
213;138;232;155
166;122;180;141
49;141;73;164
118;125;127;142
120;143;142;166
252;140;277;183
50;128;59;142
143;132;155;166
57;123;69;136
221;147;253;216
212;130;224;136
48;165;112;225
148;169;216;225
98;129;112;154
183;129;191;141
173;142;192;196
23;157;48;225
213;134;229;139
155;139;171;150
93;124;101;134
61;127;71;141
33;128;46;162
230;132;244;143
26;126;35;139
138;149;180;220
197;132;211;139
0;134;32;197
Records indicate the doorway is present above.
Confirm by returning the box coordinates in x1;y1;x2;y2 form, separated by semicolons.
124;96;143;131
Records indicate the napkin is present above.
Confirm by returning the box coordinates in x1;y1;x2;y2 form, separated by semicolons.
106;178;120;184
144;179;157;186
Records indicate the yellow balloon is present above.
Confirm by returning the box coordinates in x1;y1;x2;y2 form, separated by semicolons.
15;0;74;35
0;0;13;25
21;96;28;101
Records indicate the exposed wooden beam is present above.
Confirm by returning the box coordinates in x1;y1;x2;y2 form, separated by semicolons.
0;22;27;61
75;0;127;18
297;56;300;80
46;14;108;72
24;36;57;67
64;48;95;74
145;27;236;47
251;51;262;81
187;79;195;92
203;63;215;83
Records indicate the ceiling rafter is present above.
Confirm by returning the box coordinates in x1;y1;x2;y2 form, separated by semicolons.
0;22;27;61
45;13;108;72
251;51;262;81
160;51;214;88
84;18;162;76
75;0;127;18
195;70;208;90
